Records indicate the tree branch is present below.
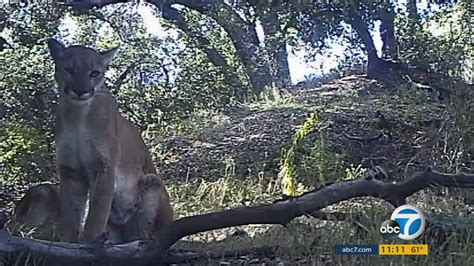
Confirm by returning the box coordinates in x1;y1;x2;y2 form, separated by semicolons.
342;131;386;142
66;0;130;10
1;168;473;265
85;11;130;43
166;245;276;264
158;4;241;80
344;0;378;60
153;0;270;91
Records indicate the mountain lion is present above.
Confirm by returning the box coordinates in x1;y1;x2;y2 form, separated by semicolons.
47;38;173;243
14;175;172;243
13;183;59;239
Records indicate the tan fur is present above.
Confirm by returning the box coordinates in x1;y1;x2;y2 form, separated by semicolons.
14;176;173;242
121;174;174;240
47;39;173;243
14;183;60;230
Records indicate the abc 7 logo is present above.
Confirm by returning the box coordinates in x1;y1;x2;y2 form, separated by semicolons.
380;204;426;240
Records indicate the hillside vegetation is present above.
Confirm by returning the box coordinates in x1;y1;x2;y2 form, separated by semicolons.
159;74;473;265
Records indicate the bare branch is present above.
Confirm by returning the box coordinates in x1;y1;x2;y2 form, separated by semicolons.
113;64;136;91
157;3;246;90
65;0;130;10
342;131;386;142
1;168;473;265
85;11;130;43
150;168;474;259
166;245;276;264
0;233;153;265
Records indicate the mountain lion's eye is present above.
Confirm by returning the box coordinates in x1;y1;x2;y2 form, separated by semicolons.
90;70;101;77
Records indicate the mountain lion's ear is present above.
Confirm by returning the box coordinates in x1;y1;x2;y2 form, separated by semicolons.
101;47;119;65
47;38;65;60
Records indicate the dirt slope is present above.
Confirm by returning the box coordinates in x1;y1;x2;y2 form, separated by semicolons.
155;74;460;183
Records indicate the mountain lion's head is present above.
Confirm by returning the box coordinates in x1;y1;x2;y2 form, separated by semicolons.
47;38;118;101
14;183;60;228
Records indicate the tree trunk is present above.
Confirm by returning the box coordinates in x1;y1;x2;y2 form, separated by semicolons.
259;8;291;87
198;3;273;93
344;2;380;77
378;2;398;59
160;4;249;98
407;0;420;21
157;0;273;93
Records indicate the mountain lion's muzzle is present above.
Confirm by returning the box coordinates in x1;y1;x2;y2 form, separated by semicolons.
65;85;95;101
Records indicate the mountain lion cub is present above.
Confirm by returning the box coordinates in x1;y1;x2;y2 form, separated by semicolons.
14;183;59;239
14;175;172;243
47;38;173;243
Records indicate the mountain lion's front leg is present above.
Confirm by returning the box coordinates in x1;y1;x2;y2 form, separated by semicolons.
80;162;115;243
58;166;88;243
